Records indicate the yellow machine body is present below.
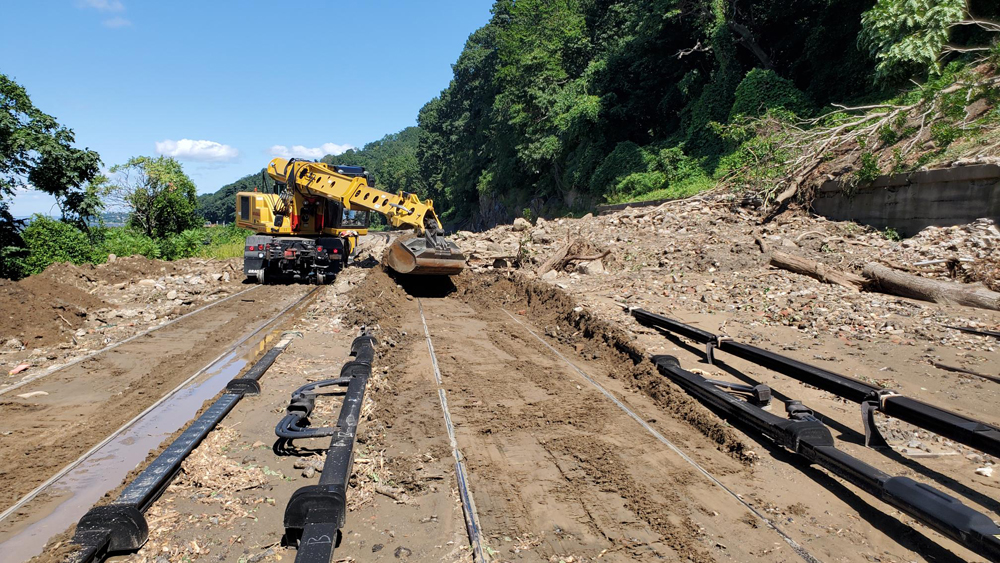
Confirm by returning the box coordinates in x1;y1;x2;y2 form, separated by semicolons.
235;158;464;282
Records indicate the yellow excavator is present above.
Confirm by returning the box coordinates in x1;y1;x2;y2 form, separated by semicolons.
234;158;465;283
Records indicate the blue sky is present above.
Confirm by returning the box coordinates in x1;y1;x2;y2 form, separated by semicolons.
2;0;494;216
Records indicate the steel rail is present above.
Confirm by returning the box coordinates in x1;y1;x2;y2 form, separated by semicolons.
501;309;822;563
0;285;261;397
66;326;303;563
418;300;486;563
0;286;314;525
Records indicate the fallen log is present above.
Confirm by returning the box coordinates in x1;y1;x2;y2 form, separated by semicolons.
769;250;866;291
752;229;769;254
563;249;611;263
536;238;578;276
862;263;1000;311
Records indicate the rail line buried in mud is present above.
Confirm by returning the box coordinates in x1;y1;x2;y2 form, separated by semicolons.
417;298;486;563
0;285;321;561
500;308;823;563
0;285;261;397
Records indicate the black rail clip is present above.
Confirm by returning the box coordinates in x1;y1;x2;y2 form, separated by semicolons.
279;332;377;562
226;378;262;396
283;484;347;543
73;504;148;554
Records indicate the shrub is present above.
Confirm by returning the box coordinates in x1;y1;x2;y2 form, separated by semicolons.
655;147;705;184
19;215;95;275
195;224;253;260
589;142;654;193
159;228;205;261
730;69;811;120
853;152;882;184
614;171;668;198
92;227;161;261
930;122;960;147
883;227;902;241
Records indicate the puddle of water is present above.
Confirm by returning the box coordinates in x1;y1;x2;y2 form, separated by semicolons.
0;329;282;562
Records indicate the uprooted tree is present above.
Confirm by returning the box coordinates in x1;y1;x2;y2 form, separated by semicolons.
0;73;103;278
718;0;1000;216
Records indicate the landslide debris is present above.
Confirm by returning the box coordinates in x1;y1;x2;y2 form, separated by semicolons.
0;270;111;348
455;197;1000;353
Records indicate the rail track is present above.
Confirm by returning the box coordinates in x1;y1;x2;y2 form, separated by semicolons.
0;285;320;561
5;267;998;562
403;290;798;561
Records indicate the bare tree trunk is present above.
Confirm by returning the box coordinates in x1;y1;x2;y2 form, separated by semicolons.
770;251;866;291
537;238;579;276
862;263;1000;311
727;21;774;70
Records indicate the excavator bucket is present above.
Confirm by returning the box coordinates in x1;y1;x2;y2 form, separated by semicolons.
384;235;466;276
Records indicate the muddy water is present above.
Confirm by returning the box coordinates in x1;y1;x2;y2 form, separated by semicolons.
0;328;283;562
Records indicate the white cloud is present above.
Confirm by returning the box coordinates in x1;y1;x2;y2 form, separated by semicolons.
267;143;354;160
156;139;240;162
79;0;124;11
102;16;131;28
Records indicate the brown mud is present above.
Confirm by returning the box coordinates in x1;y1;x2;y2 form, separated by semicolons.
0;285;310;510
0;273;111;347
13;259;1000;563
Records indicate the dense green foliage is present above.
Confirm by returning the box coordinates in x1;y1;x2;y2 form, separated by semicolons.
861;0;963;81
107;156;201;238
11;0;997;281
0;74;102;277
414;0;999;227
16;216;94;276
322;127;423;194
413;0;880;226
13;217;252;276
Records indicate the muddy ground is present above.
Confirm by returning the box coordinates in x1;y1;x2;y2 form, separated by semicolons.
4;202;1000;563
0;284;313;510
1;256;246;392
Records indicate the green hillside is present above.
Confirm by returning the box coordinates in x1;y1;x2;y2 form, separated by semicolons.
414;0;1000;228
203;0;1000;230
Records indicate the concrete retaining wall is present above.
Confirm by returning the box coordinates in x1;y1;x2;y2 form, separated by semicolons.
811;164;1000;236
595;198;672;215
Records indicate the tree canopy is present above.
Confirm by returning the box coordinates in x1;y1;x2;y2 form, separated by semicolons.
107;156;200;238
413;0;999;228
0;73;102;277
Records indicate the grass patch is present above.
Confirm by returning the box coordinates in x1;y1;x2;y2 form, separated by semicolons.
199;240;246;260
604;174;715;205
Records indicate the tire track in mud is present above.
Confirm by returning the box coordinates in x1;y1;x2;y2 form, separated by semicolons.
338;269;814;561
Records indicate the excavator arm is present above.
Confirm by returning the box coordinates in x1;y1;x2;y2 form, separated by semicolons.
266;158;465;276
267;158;443;234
